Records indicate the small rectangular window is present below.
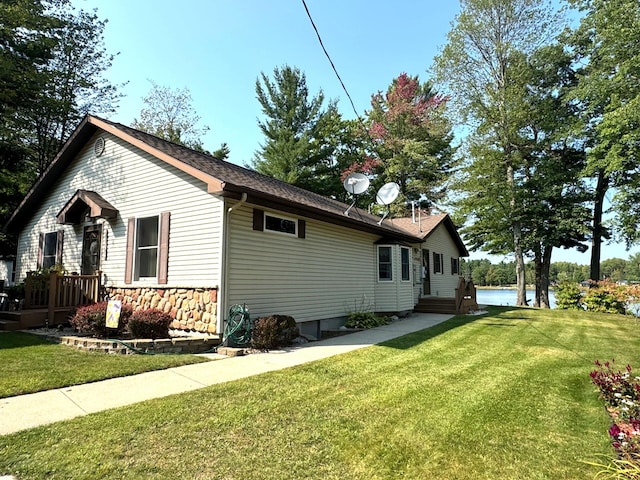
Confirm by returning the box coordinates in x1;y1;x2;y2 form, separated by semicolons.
451;258;459;275
401;247;410;281
378;246;393;281
42;232;58;269
135;216;159;279
265;213;297;236
433;252;444;274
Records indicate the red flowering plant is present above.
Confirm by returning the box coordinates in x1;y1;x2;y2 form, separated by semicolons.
591;359;640;461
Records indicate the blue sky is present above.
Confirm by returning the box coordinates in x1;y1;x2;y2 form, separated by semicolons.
70;0;638;265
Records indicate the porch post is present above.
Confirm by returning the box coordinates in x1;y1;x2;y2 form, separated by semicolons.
48;271;58;326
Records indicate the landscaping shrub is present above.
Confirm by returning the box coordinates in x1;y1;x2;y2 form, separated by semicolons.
555;280;640;315
127;308;172;339
583;282;628;315
251;315;299;350
554;281;583;310
69;302;133;338
345;311;389;329
590;359;640;468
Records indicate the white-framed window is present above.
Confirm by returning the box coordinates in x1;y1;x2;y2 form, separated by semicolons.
135;216;159;279
378;246;393;281
253;208;306;239
125;212;170;285
451;257;459;275
264;212;297;236
433;252;444;274
41;232;58;269
401;247;410;281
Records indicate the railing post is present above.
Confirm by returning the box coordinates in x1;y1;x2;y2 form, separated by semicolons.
48;271;58;326
24;272;33;309
95;270;103;303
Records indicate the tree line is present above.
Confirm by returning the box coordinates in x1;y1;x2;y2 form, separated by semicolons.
463;253;640;287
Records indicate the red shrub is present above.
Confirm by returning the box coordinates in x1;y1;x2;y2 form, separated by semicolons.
69;302;133;338
127;308;172;339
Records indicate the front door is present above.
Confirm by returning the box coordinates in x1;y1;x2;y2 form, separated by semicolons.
422;249;431;295
81;224;102;275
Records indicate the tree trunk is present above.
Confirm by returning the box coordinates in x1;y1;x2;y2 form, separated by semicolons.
533;250;542;308
507;160;527;306
539;245;552;309
590;170;608;281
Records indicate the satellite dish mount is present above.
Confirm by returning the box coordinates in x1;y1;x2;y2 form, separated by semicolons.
342;173;370;216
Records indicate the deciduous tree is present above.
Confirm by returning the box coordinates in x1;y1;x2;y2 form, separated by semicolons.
565;0;640;280
433;0;565;306
132;81;226;156
364;73;455;216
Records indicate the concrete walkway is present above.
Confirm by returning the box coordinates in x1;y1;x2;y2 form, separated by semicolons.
0;313;454;435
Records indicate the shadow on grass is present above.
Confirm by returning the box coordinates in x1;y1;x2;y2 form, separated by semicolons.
378;314;480;350
0;331;54;350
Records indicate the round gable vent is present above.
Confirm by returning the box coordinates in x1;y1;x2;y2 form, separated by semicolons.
94;137;106;157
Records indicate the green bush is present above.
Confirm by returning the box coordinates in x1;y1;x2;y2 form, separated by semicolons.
345;311;389;329
69;302;133;338
127;308;172;339
251;315;299;350
554;281;583;310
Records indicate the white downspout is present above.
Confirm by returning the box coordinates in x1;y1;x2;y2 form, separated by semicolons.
218;192;247;336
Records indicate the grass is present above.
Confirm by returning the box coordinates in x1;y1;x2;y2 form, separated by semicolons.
0;332;210;398
1;307;639;479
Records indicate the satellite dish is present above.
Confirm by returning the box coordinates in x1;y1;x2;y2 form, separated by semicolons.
343;173;370;195
343;173;371;216
376;182;400;224
376;182;400;205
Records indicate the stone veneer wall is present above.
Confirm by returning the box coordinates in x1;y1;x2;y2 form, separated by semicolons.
104;287;218;334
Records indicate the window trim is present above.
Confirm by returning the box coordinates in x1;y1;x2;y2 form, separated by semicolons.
264;212;298;236
433;252;444;275
38;230;63;269
253;208;306;239
401;247;411;282
377;245;393;282
125;212;170;285
134;215;159;281
451;257;459;275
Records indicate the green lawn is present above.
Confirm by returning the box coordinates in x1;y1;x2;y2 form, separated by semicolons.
0;332;210;397
1;307;638;479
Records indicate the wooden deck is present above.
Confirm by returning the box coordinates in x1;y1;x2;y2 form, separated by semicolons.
0;271;101;331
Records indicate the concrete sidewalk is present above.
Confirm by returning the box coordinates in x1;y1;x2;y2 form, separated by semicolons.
0;313;454;435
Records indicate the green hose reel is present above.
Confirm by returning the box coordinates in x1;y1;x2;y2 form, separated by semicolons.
222;304;251;347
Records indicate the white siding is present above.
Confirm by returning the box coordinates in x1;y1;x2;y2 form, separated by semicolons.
16;133;223;288
422;223;462;297
226;205;378;323
374;244;415;312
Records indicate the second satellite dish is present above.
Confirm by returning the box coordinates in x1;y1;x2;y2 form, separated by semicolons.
375;182;400;224
376;182;400;205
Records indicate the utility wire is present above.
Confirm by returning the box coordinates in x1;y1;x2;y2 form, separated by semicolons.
300;0;363;124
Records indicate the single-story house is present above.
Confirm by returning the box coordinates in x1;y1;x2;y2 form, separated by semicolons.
4;115;475;336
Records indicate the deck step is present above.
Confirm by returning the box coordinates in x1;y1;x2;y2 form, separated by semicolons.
414;298;457;314
0;319;22;331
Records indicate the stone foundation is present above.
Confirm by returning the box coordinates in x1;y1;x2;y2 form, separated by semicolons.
105;287;218;334
57;335;220;355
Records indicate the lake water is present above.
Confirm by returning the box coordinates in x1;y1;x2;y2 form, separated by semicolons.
476;289;557;308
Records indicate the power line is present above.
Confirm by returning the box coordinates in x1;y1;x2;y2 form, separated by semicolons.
299;0;363;123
